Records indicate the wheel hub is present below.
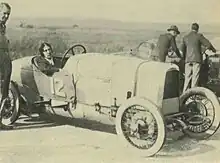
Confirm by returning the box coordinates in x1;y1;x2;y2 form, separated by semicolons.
187;101;207;115
2;99;13;119
129;111;155;140
2;92;14;119
130;119;148;137
184;95;214;133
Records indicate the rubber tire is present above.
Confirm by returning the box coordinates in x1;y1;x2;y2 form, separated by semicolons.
1;81;20;125
180;87;220;139
115;97;166;157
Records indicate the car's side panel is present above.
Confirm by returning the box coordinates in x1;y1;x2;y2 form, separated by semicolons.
32;65;53;98
71;55;113;106
11;57;34;88
75;77;112;106
11;57;41;106
111;59;143;105
32;64;75;102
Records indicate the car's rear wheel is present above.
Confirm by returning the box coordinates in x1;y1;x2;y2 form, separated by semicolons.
115;98;165;157
180;87;220;139
0;82;20;126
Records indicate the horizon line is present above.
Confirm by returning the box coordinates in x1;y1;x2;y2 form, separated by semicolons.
9;16;220;26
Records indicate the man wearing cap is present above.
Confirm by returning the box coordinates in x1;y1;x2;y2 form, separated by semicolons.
181;23;216;92
0;2;13;130
151;25;182;62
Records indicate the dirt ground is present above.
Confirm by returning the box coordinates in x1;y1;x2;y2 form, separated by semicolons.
1;107;220;163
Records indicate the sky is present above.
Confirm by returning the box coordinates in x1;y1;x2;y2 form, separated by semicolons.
3;0;220;24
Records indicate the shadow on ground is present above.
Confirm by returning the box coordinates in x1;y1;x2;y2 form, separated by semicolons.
12;113;116;134
11;115;62;131
10;113;220;158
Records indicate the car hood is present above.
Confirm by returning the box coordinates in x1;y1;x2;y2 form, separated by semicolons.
62;53;145;77
62;53;179;107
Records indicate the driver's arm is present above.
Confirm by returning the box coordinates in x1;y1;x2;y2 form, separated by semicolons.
36;58;60;76
170;36;181;58
44;65;60;75
199;34;216;53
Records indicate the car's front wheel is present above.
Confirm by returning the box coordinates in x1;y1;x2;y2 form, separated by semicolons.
115;97;166;157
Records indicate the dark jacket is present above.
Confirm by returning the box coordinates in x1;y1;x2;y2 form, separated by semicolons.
0;25;10;66
153;33;181;62
35;56;59;76
0;25;12;100
180;31;216;63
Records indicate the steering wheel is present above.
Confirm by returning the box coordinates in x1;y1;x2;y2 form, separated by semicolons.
61;44;87;67
130;41;156;56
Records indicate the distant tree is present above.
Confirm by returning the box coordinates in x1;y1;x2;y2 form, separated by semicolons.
19;21;34;29
19;21;25;28
72;24;79;28
26;24;34;28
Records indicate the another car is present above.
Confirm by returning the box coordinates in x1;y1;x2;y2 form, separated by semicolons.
2;44;220;157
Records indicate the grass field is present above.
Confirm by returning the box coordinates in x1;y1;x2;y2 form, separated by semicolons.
5;18;220;60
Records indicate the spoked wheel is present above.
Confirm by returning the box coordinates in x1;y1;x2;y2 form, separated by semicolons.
180;87;220;139
0;82;20;126
115;98;165;157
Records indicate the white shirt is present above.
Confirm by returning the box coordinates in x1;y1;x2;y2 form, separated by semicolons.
45;58;54;66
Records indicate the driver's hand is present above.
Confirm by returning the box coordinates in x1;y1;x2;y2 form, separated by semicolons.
206;50;216;56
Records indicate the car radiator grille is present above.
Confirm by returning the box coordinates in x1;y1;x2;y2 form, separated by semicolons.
163;70;180;99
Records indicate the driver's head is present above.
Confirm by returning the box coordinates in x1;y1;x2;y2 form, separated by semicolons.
191;23;199;32
39;42;53;59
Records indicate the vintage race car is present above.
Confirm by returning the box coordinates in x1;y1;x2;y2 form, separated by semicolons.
2;44;220;157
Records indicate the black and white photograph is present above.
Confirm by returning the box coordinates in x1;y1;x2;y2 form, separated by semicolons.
0;0;220;162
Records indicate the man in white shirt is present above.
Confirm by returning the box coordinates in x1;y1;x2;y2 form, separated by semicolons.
45;57;54;66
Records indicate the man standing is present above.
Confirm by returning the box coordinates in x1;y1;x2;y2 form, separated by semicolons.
0;2;12;129
181;23;216;92
151;25;182;62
